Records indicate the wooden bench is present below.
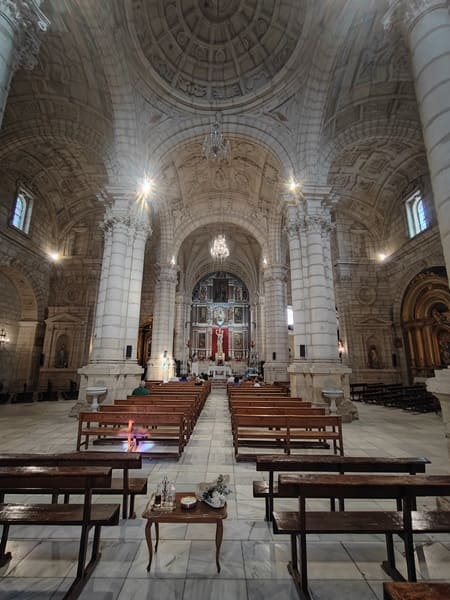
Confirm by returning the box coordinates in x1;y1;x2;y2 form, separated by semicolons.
384;582;450;600
273;473;450;600
253;455;430;521
0;466;120;599
233;415;344;461
77;412;185;458
0;452;146;519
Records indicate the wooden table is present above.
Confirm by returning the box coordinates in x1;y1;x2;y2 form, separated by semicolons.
142;492;227;572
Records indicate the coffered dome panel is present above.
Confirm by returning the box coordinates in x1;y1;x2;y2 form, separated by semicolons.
129;0;305;108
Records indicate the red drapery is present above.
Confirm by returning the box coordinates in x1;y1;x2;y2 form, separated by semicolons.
212;327;229;359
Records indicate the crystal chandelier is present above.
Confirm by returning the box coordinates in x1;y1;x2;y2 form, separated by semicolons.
202;113;231;161
210;234;230;261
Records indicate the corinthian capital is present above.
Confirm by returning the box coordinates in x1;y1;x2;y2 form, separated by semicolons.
384;0;448;34
158;264;178;285
1;0;50;70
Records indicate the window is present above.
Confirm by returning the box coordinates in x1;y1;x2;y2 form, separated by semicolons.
11;188;33;233
405;190;428;238
287;306;294;330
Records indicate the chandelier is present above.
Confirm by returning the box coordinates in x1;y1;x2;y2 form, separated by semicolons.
202;113;231;161
210;234;230;261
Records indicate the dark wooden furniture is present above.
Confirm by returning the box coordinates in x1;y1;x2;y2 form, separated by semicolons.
233;415;343;460
383;582;450;600
77;411;185;458
254;455;430;521
0;466;120;599
0;452;146;519
142;492;227;573
273;474;450;600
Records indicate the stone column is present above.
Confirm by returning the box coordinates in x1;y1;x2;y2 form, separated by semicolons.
77;187;151;405
288;186;356;419
12;319;38;391
147;264;178;380
173;291;190;370
385;0;450;466
0;0;49;127
263;264;289;383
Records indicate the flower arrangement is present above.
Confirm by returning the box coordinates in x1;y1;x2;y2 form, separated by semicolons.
197;474;231;508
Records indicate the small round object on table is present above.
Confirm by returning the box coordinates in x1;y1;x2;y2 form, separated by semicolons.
180;496;197;510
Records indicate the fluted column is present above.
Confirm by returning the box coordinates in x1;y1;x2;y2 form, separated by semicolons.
76;186;151;406
385;0;450;271
300;186;338;361
0;1;49;127
385;0;450;473
286;198;307;360
263;264;289;383
90;200;151;362
148;264;178;380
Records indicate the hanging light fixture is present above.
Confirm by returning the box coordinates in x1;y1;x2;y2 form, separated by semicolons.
0;328;10;347
202;113;231;161
210;234;230;261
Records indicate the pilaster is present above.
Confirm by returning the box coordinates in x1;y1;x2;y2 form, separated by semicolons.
263;263;289;383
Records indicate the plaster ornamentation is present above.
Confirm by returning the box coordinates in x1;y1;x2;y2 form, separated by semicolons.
158;265;178;285
384;0;448;33
129;0;305;107
0;0;49;70
263;265;288;283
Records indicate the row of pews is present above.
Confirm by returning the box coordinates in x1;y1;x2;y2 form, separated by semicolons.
227;382;344;460
252;454;450;600
350;382;440;413
77;380;211;458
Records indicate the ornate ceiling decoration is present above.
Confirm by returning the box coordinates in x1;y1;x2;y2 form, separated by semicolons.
129;0;305;108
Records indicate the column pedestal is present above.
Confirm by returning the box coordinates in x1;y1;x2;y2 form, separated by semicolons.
72;361;143;415
289;361;358;422
427;368;450;509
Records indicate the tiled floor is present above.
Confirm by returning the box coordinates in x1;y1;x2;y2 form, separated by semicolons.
0;389;449;599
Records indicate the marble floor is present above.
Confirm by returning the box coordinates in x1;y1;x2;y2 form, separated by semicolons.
0;389;449;599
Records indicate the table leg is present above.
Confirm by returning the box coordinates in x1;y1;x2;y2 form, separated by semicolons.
145;521;153;572
155;522;160;553
215;520;223;573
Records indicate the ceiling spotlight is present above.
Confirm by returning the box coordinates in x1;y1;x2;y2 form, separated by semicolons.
48;251;60;262
139;176;154;199
378;253;387;262
289;179;298;192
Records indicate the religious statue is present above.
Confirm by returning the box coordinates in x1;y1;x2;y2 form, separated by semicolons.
56;345;68;368
367;345;381;369
216;328;223;357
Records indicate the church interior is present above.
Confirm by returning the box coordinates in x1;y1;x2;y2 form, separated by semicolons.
0;1;449;598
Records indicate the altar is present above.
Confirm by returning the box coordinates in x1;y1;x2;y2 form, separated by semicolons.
208;365;232;379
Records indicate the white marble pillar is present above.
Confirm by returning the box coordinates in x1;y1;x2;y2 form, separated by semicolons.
385;0;450;465
77;188;151;404
0;1;49;127
263;264;289;383
173;292;190;368
287;186;356;419
147;264;178;380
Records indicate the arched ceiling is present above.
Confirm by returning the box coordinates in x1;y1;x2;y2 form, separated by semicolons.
127;0;307;110
179;223;261;295
0;0;429;252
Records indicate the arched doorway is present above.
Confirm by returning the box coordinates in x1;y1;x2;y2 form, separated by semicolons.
401;267;450;381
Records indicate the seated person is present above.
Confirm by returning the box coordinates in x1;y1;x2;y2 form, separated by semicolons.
233;375;241;386
179;373;188;382
131;381;150;395
227;374;235;384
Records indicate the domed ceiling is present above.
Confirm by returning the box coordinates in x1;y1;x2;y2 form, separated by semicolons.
129;0;306;108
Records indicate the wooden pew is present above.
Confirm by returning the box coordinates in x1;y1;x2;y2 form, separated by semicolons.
273;473;450;600
232;415;344;461
384;582;450;600
0;466;120;599
253;454;430;521
77;412;185;458
0;452;146;519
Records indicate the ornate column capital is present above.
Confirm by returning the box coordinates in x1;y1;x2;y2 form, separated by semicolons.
0;0;50;70
263;264;288;283
99;186;152;238
384;0;449;34
157;263;178;285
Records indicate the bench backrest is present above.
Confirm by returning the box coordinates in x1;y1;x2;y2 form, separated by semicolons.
79;411;184;426
0;451;142;470
255;455;430;473
0;466;112;490
235;414;341;428
232;407;326;416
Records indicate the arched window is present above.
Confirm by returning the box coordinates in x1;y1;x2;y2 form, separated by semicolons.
11;188;33;233
405;190;428;238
